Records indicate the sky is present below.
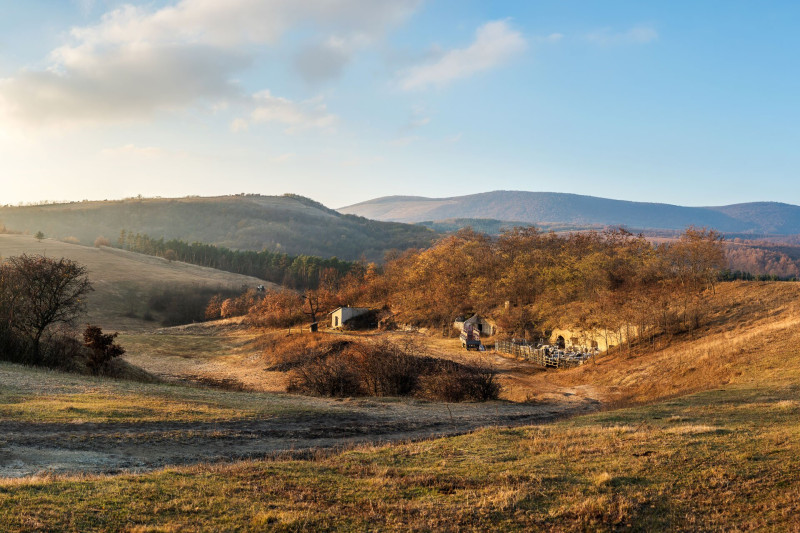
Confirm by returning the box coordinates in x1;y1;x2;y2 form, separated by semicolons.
1;0;799;209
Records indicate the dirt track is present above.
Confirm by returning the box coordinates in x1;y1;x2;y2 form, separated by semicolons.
0;391;599;478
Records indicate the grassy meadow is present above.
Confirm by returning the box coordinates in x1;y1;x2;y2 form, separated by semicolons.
1;382;797;531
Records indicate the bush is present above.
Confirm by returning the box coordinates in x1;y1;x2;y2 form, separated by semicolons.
83;325;125;373
417;361;501;402
288;352;363;397
94;236;110;247
280;336;501;402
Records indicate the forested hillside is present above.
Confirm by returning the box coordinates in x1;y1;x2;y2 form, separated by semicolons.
0;194;435;262
340;191;800;234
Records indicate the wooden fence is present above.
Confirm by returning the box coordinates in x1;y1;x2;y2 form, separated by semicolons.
494;341;594;369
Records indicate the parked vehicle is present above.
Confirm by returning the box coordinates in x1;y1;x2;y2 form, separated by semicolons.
460;324;482;350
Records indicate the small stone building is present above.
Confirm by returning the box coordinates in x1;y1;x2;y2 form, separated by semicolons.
453;314;497;336
329;306;370;328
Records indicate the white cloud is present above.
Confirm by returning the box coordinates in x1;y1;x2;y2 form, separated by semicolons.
0;44;248;127
0;0;421;128
586;25;658;46
246;91;337;132
399;20;526;91
293;36;362;85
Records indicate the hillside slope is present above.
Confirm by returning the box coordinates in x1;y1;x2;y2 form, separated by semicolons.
340;191;800;234
0;194;435;262
0;234;274;331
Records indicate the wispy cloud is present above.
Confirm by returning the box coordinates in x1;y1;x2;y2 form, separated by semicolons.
398;20;527;91
586;25;658;46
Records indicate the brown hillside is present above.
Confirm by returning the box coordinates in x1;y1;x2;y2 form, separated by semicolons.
537;281;800;405
0;234;276;331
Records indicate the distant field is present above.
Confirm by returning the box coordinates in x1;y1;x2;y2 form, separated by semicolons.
0;234;274;331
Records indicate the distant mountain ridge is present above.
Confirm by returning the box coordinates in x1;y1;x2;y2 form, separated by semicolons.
0;194;435;262
339;191;800;235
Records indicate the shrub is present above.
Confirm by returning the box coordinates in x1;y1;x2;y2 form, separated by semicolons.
94;236;110;248
83;325;125;373
417;361;501;402
280;336;501;402
265;333;350;371
63;236;81;245
288;352;363;397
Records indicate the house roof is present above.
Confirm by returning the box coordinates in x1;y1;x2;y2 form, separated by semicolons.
327;306;370;315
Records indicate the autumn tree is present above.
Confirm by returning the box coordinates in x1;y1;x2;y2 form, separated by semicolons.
666;227;727;330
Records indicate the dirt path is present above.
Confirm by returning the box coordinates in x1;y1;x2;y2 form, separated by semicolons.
0;393;600;478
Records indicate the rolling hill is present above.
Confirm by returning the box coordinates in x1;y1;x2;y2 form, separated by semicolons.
0;234;275;331
339;191;800;235
0;194;435;262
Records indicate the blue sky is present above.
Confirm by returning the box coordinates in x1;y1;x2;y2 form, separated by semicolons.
1;0;798;208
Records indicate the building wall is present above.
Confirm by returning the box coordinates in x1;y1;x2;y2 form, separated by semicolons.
549;326;639;352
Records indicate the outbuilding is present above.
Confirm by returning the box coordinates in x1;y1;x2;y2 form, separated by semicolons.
453;314;497;336
329;306;370;329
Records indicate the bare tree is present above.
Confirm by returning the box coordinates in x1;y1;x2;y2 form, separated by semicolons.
303;290;322;324
6;254;93;362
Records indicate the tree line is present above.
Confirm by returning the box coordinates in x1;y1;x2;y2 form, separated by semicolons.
116;230;357;289
240;227;727;352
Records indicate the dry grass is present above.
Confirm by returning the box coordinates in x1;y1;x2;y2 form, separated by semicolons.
535;281;800;406
0;234;274;331
0;361;317;424
0;383;797;531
